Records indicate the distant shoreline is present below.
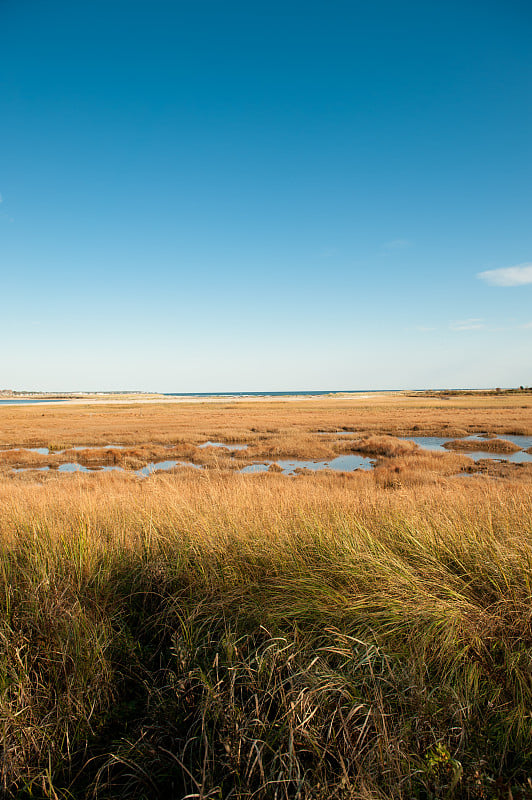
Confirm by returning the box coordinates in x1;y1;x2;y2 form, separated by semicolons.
0;387;530;407
0;391;383;407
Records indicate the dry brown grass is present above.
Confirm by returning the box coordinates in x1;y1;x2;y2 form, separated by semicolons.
0;468;532;797
443;437;522;453
336;434;421;457
1;395;531;480
0;393;531;450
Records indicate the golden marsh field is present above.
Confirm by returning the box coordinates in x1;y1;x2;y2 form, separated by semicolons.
1;393;532;798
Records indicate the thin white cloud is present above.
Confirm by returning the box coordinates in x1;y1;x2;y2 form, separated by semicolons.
450;318;485;331
477;263;532;286
415;325;436;332
521;321;532;329
383;238;410;249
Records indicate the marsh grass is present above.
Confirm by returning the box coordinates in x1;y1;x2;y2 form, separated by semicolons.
1;396;531;481
0;394;531;451
443;439;522;454
336;434;421;457
0;472;531;798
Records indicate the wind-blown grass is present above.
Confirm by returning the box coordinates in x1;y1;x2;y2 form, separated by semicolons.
1;472;531;798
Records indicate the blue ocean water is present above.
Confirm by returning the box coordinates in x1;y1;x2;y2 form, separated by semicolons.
0;398;66;405
163;390;381;398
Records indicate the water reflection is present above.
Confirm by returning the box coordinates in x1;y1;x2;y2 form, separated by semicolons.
463;434;532;450
13;459;202;477
13;466;50;473
403;437;450;453
4;444;125;455
404;436;532;463
240;463;270;474
199;441;248;450
241;454;374;475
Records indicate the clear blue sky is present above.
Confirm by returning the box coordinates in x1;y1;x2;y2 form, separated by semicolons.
1;0;531;391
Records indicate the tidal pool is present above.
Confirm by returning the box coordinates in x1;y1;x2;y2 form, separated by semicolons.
463;434;532;450
240;463;270;474
404;436;532;463
3;444;125;455
241;454;374;475
13;466;50;473
13;460;202;476
199;441;248;450
463;450;532;463
58;463;91;473
403;436;452;453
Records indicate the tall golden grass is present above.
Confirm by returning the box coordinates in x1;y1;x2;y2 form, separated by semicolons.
0;467;531;798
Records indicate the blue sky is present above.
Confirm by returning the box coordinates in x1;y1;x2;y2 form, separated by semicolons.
1;0;531;391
